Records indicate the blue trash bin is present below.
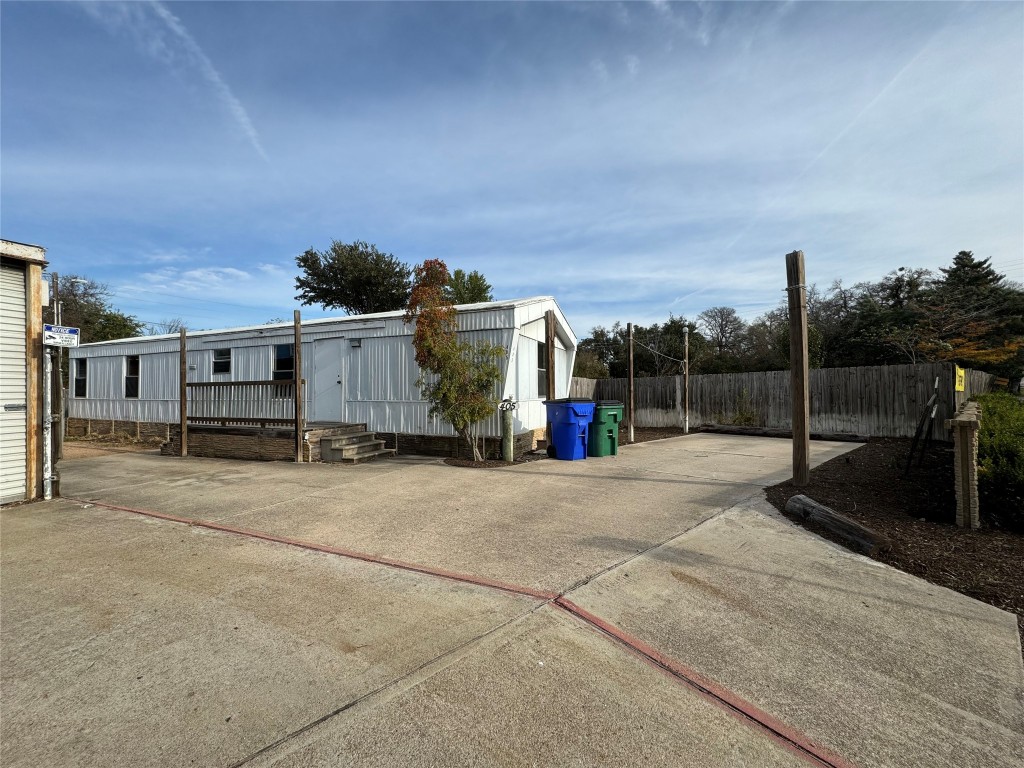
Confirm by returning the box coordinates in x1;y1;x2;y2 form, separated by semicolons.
543;399;596;461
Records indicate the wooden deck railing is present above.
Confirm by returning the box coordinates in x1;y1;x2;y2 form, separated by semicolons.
186;380;303;427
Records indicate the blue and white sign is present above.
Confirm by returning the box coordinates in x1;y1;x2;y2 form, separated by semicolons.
44;324;80;348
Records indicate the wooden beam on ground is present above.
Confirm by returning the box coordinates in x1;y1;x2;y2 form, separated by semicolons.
785;494;891;556
786;250;810;487
294;310;304;463
179;329;188;456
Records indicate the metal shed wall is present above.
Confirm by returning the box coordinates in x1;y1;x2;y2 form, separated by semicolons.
1;264;28;502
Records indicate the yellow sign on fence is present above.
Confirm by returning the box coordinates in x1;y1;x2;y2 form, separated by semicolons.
955;365;966;392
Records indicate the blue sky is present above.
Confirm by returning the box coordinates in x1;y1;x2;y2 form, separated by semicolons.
2;1;1022;339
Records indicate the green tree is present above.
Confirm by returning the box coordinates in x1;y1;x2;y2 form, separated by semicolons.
445;269;494;304
44;275;144;344
916;252;1024;375
404;259;505;461
295;240;412;315
572;349;609;378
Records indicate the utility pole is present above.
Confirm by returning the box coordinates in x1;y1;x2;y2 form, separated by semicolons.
52;273;63;462
786;250;810;487
627;322;635;443
179;329;188;457
293;310;304;463
683;325;689;434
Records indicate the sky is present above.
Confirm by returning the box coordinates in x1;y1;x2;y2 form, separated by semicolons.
2;0;1022;340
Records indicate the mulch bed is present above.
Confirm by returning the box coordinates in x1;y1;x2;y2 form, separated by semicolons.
444;453;547;469
619;426;693;443
765;439;1024;638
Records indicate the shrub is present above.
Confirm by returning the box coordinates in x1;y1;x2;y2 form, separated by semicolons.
975;392;1024;531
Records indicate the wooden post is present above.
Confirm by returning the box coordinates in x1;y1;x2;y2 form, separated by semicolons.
179;329;188;456
545;310;556;398
26;263;43;499
786;250;810;486
683;325;690;434
294;310;304;463
627;322;634;443
544;310;556;447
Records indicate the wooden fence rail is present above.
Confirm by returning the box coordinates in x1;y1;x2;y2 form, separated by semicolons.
187;380;300;427
572;362;994;441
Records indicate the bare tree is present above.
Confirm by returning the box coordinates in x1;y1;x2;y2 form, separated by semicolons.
698;306;747;357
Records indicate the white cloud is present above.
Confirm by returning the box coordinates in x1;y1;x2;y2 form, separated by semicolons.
80;1;268;161
624;54;640;77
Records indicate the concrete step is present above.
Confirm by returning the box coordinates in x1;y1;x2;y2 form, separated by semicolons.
336;440;387;458
322;431;377;447
338;448;397;465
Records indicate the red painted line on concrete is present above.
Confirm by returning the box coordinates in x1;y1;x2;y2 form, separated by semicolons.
67;496;856;768
65;497;557;602
554;597;857;768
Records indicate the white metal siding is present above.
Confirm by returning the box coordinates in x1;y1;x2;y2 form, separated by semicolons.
68;299;573;438
1;264;27;502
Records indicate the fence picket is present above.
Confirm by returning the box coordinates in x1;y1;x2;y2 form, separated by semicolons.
572;362;992;440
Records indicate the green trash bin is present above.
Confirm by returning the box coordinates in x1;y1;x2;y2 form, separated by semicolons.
587;400;624;457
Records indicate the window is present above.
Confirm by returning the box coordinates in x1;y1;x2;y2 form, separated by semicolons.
537;341;548;399
74;359;87;398
212;348;231;375
273;344;294;381
125;355;140;398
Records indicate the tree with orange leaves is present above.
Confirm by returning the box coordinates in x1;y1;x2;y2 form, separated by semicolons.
404;259;505;461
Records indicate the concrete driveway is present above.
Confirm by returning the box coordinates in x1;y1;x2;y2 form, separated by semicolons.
2;434;1022;768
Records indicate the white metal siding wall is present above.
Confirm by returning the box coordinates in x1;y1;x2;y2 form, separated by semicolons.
67;302;571;437
1;264;28;502
342;329;512;436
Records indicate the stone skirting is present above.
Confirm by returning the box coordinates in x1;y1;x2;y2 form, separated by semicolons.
68;417;546;462
67;417;171;442
376;428;545;459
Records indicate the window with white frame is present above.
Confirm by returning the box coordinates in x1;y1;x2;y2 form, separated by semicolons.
74;359;87;398
212;348;231;375
273;344;294;381
125;355;140;398
537;341;548;399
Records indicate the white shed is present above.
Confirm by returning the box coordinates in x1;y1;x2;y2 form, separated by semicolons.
68;296;577;450
1;239;46;503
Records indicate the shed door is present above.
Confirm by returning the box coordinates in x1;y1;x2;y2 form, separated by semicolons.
0;264;28;503
312;339;343;423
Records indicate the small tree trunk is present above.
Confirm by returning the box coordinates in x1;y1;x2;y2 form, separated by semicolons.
458;425;483;461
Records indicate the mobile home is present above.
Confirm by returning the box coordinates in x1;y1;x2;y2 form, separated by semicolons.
68;296;577;456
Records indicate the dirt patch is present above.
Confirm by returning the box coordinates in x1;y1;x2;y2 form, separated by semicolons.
64;434;165;460
765;438;1024;639
444;453;547;469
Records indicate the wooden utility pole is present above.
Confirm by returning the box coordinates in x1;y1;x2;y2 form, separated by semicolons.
294;310;304;463
178;329;188;456
544;310;556;447
627;322;635;443
683;325;689;434
786;250;810;486
544;310;556;398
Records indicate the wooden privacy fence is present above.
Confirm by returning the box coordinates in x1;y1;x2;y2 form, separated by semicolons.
572;362;994;441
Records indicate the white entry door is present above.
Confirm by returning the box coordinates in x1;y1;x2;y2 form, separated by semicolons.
312;339;344;423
